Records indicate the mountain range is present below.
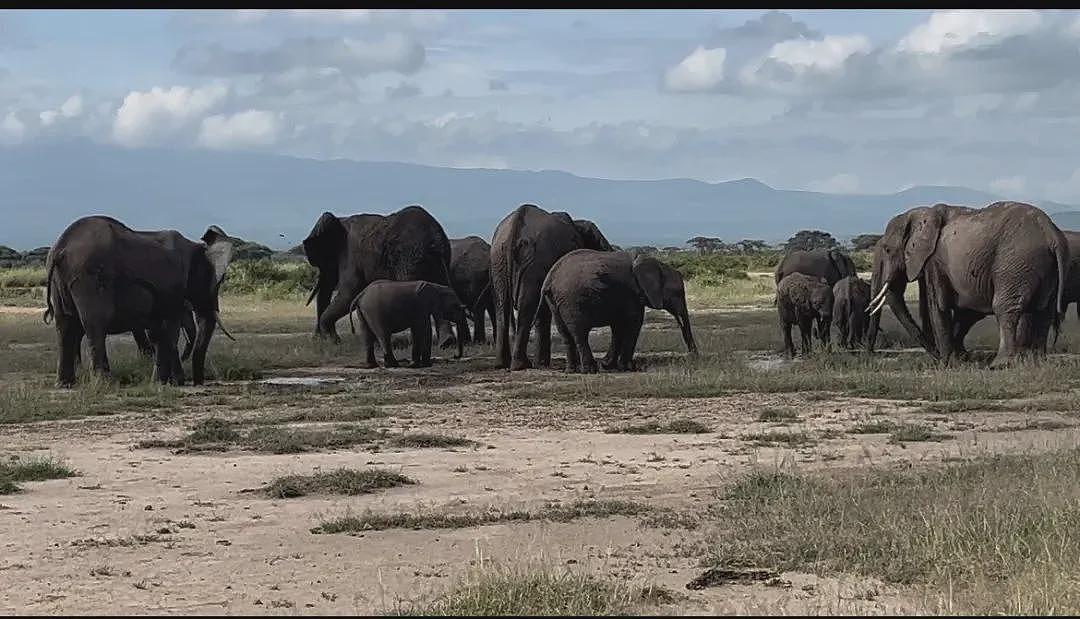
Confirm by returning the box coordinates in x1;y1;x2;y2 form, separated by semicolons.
2;138;1077;250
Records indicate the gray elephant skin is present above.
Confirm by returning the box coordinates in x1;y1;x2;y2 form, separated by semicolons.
303;205;466;349
540;249;697;373
132;304;196;361
45;215;234;387
350;280;467;368
777;273;833;357
867;201;1068;367
774;248;857;288
489;204;613;371
832;275;871;349
449;236;496;344
1060;230;1080;322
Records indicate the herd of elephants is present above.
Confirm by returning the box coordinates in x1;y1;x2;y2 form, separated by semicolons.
37;199;1080;388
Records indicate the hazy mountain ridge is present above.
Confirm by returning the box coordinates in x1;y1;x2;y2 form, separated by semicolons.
2;139;1076;250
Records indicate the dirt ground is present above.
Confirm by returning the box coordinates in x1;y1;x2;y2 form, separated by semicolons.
3;306;1080;615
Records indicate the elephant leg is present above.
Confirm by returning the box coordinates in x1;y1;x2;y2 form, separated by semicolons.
991;311;1022;369
361;319;379;369
317;274;361;343
510;287;541;371
435;318;457;349
412;320;433;368
378;328;399;368
617;308;644;371
153;321;182;386
55;316;84;388
550;306;579;373
601;323;620;371
535;301;553;368
84;325;111;382
574;325;598;374
837;314;849;350
473;307;488;345
818;317;831;351
494;295;512;369
133;329;155;357
798;316;813;356
781;321;795;359
951;310;982;360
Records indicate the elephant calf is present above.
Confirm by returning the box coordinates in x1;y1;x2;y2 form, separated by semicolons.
832;275;871;349
350;280;468;369
777;273;833;358
541;249;697;373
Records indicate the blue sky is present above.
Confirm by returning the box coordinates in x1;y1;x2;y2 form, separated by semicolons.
3;9;1080;201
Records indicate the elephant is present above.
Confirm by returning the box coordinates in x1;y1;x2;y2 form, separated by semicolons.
1060;229;1080;323
350;280;467;369
774;248;857;288
449;236;496;344
540;250;697;373
866;201;1068;367
131;304;197;361
832;275;871;349
44;215;235;387
777;273;833;358
302;205;466;350
490;204;613;371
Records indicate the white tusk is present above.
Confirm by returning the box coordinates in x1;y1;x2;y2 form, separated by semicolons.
868;294;888;316
869;284;889;308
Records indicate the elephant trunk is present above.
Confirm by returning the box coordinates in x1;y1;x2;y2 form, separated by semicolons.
180;309;197;361
191;312;217;385
671;303;697;355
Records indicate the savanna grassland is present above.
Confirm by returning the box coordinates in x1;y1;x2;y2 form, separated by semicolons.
4;256;1080;615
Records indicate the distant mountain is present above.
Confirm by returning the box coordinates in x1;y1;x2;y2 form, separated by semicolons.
1050;211;1080;231
1;139;1076;250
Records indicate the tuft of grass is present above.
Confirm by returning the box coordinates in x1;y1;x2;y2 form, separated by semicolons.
313;499;652;535
0;454;78;494
756;407;799;423
706;449;1080;614
389;563;668;616
0;478;20;494
739;430;815;447
138;418;382;454
888;423;952;443
387;433;477;449
262;467;415;498
847;420;898;434
603;418;711;434
247;406;388;425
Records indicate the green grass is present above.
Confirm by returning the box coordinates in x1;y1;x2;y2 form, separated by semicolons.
739;430;815;447
603;418;711;434
245;406;389;425
888;423;952;443
137;417;383;454
0;454;78;494
706;449;1080;613
847;420;898;434
388;563;671;616
261;467;415;498
312;499;654;534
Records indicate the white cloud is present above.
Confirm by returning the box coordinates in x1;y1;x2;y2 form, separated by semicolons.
38;110;57;126
113;84;227;147
808;173;860;194
1048;168;1080;202
897;10;1042;55
197;109;281;150
764;35;871;74
60;94;83;118
663;46;727;92
0;111;24;144
989;175;1025;195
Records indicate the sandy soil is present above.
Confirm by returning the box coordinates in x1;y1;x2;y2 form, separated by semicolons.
4;351;1080;615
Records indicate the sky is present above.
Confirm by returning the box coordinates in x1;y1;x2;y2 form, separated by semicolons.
3;9;1080;201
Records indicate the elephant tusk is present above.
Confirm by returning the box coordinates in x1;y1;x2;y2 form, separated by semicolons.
868;284;889;312
305;283;320;307
215;312;237;342
868;294;888;317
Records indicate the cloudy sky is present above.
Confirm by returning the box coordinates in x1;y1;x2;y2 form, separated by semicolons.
3;9;1080;201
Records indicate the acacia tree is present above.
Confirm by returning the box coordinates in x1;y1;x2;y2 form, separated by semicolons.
784;230;838;252
850;233;883;251
687;236;725;255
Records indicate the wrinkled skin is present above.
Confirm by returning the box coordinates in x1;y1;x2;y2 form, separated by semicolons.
45;216;234;387
303;205;466;349
449;236;496;344
832;275;871;349
541;250;697;374
777;273;833;358
350;280;467;369
774;248;856;288
867;202;1068;367
489;204;613;371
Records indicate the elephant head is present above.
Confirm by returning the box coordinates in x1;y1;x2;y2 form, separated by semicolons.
866;205;944;354
418;281;468;359
827;249;856;280
573;219;613;252
302;212;346;305
631;255;697;354
187;226;235;384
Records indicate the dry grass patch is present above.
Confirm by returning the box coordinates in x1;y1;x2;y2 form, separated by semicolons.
756;407;799;423
137;417;383;454
0;454;78;494
603;418;711;434
261;467;415;498
740;430;815;447
887;423;952;444
386;433;477;449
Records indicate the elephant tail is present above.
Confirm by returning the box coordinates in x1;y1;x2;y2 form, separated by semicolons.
42;254;56;324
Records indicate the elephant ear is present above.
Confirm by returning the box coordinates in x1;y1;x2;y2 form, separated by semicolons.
632;256;666;309
903;209;941;281
201;225;234;295
573;219;613;251
302;212;346;269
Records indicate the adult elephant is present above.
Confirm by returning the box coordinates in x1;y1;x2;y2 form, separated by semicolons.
490;204;612;370
774;248;856;288
132;304;196;360
45;216;235;387
449;236;496;344
303;205;466;346
866;201;1068;367
1060;230;1080;322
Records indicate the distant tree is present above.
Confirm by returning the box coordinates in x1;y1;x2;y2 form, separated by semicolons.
784;230;838;252
230;238;274;261
23;247;50;266
287;244;306;255
661;246;684;253
737;239;769;253
0;246;21;267
625;245;658;257
687;236;724;255
850;233;883;251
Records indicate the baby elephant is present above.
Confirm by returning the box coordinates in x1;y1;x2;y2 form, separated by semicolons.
351;280;467;368
832;275;871;349
541;249;697;373
777;272;833;358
